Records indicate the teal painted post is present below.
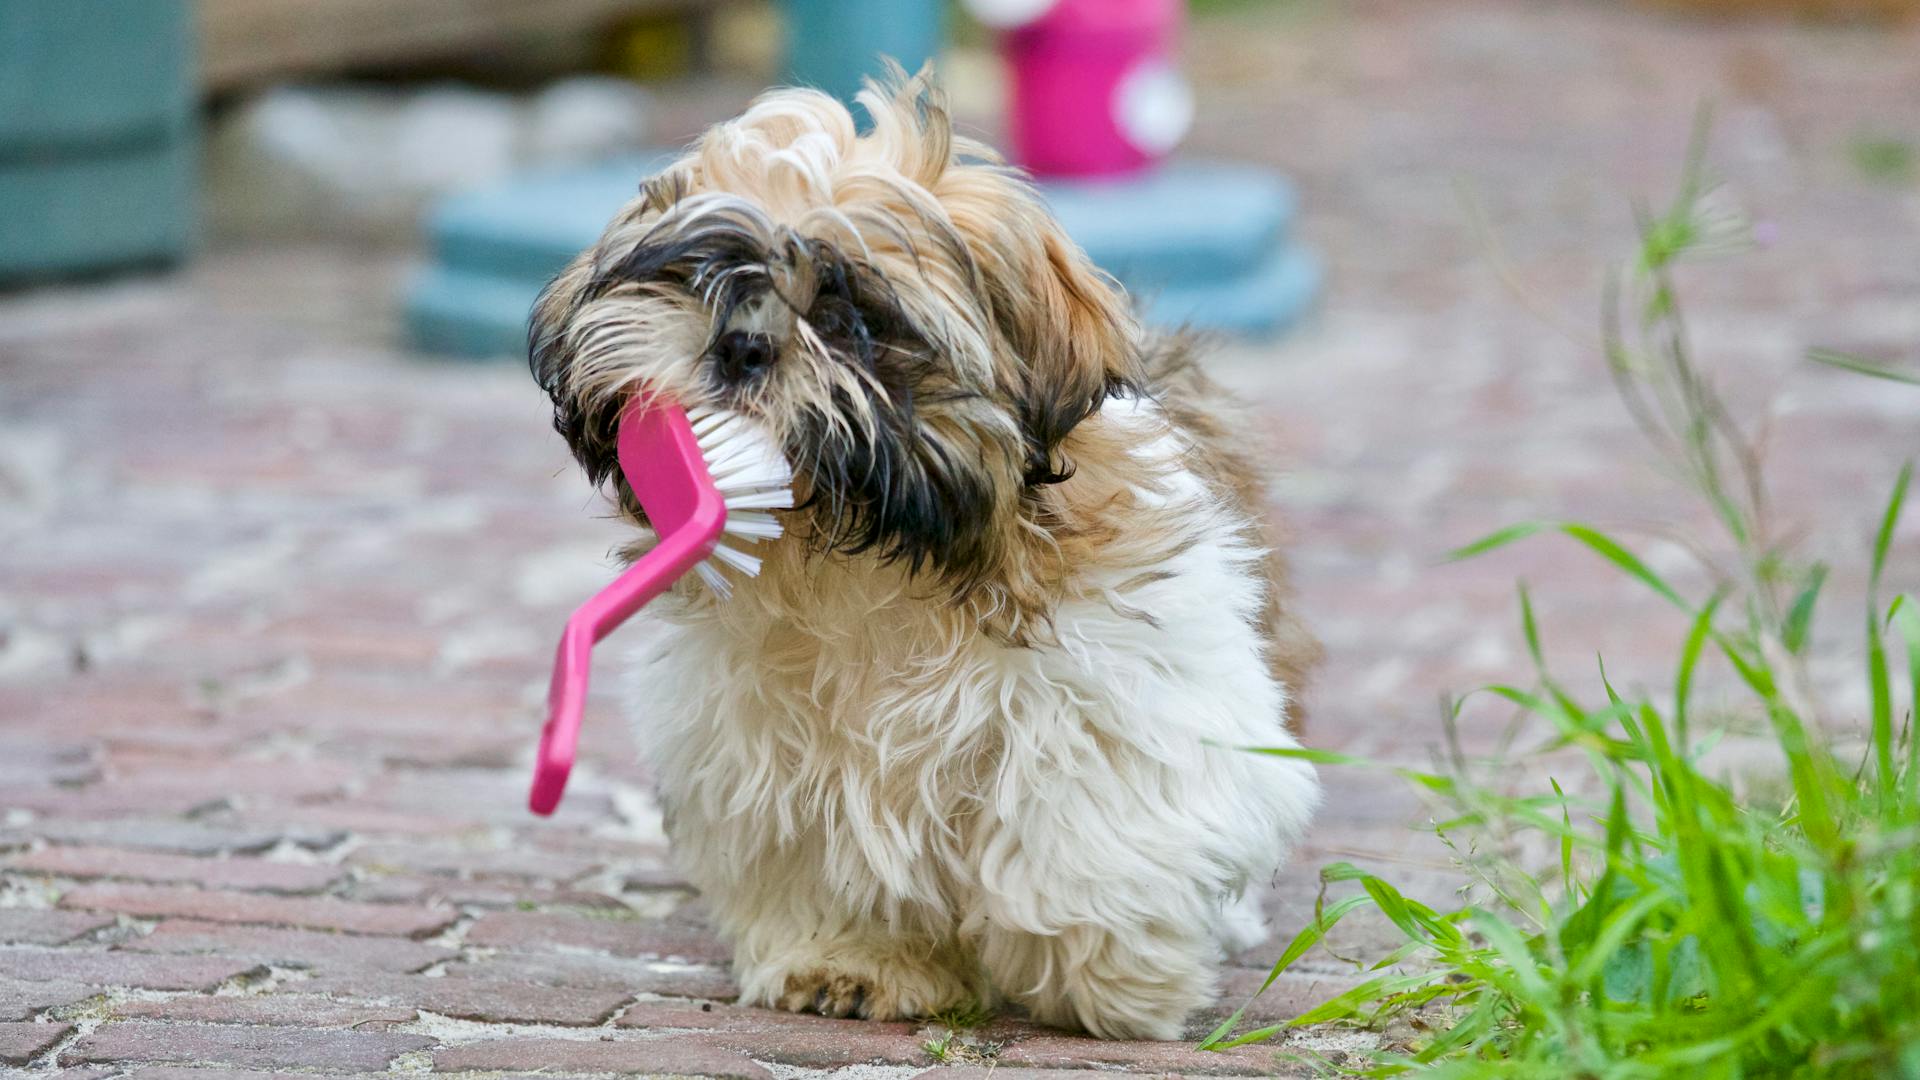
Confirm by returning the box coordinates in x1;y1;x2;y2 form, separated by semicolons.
782;0;943;107
0;0;196;283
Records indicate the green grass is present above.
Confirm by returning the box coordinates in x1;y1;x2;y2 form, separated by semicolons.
1204;122;1920;1077
1850;135;1917;185
1809;348;1920;387
924;999;998;1064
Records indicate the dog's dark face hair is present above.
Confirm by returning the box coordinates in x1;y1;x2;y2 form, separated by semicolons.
529;71;1141;596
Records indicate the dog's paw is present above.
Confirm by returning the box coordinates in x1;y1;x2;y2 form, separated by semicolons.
778;968;880;1018
756;947;976;1021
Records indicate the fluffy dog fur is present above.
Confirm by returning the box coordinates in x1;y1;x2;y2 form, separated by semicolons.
529;69;1321;1040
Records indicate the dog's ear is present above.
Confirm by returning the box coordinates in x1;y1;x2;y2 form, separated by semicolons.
529;251;623;490
998;219;1139;485
858;64;1141;487
936;173;1142;487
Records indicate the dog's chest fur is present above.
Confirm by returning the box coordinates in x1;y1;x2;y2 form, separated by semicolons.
624;405;1303;936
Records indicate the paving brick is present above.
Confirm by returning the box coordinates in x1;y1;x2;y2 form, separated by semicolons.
3;783;223;819
465;911;730;963
518;834;675;864
615;1001;749;1031
993;1032;1293;1075
62;1021;433;1071
695;1026;934;1068
0;908;114;946
353;729;525;770
346;771;620;827
0;979;100;1022
8;5;1920;1075
0;740;98;787
345;842;600;882
108;994;417;1029
447;952;737;1001
59;883;455;938
913;1072;1155;1080
27;821;335;857
223;804;491;839
96;761;362;801
120;919;453;974
431;1036;772;1078
112;1072;359;1080
299;972;631;1026
613;1005;950;1068
8;847;342;895
343;872;627;911
615;1002;920;1038
1208;967;1368;1026
0;1020;70;1065
623;865;695;890
1;950;262;993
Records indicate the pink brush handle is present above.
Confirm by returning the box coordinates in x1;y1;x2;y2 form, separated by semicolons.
530;400;728;816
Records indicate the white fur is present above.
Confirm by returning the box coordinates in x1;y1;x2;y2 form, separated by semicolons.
623;399;1319;1039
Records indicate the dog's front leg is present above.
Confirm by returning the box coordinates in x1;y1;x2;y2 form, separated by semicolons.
716;865;979;1021
965;744;1292;1041
734;918;977;1021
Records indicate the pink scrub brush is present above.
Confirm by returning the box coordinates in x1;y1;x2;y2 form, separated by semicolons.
530;397;793;815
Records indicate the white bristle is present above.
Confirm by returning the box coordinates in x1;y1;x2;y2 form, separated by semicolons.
686;405;795;597
693;561;733;598
709;541;763;575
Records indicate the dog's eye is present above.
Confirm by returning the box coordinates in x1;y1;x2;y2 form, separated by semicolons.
808;296;875;368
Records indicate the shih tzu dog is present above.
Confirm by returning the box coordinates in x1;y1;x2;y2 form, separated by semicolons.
528;68;1320;1040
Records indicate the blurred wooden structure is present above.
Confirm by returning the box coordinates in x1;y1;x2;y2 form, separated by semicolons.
2;0;196;282
198;0;717;91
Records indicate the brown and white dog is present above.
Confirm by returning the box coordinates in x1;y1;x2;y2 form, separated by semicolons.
528;68;1320;1040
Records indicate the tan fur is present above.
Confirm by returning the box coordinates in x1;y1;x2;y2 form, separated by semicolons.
1139;340;1321;715
529;66;1319;1037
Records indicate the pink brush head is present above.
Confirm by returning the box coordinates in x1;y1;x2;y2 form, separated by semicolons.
530;396;728;816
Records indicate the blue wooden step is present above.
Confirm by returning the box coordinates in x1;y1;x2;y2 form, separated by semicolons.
424;155;1296;292
408;155;1316;356
1138;243;1320;337
424;153;676;288
1041;162;1297;288
405;266;546;361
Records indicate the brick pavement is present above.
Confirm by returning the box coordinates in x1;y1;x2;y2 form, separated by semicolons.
4;1;1919;1075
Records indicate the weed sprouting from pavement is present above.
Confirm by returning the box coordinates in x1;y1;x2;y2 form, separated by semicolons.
922;999;997;1065
1205;123;1920;1076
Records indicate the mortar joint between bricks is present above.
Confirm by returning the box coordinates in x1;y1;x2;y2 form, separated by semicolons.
311;830;364;864
263;832;358;866
223;964;310;996
213;962;277;995
36;1013;103;1070
100;914;159;945
389;1047;435;1073
180;796;235;820
399;1010;640;1044
426;910;479;951
601;994;646;1029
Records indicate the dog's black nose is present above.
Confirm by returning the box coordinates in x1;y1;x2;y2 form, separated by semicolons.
708;331;776;384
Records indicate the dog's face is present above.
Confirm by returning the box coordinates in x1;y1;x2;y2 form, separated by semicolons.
530;71;1140;596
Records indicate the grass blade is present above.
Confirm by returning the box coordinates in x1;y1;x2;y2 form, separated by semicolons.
1782;564;1828;655
1809;348;1920;386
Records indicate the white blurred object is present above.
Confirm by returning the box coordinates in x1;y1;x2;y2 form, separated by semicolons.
525;78;653;162
208;77;652;238
961;0;1061;28
1112;59;1193;156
